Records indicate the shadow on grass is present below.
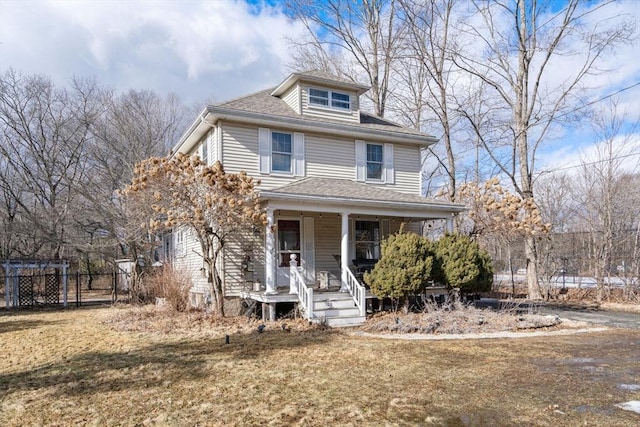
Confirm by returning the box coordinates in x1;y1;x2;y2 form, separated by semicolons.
0;319;66;334
0;303;114;317
0;328;333;398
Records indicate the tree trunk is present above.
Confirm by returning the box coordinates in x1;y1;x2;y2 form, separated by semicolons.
525;236;543;300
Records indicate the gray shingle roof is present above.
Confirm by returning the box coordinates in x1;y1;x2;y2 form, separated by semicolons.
261;177;463;210
216;88;428;138
294;69;368;88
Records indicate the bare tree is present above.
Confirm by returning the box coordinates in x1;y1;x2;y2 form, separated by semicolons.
453;0;635;299
123;154;266;316
0;69;101;260
286;0;402;117
573;99;639;302
397;0;464;201
73;89;187;263
457;177;550;294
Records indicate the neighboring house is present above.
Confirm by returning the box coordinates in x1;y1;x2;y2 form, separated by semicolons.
171;70;465;326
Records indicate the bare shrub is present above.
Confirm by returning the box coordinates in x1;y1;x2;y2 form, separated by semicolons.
362;301;561;335
145;265;191;312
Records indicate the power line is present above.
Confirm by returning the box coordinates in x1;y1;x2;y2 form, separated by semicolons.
538;151;640;175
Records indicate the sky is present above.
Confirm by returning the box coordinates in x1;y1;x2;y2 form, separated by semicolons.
0;0;306;106
0;0;639;177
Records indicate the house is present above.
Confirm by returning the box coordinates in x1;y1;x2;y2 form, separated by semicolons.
170;70;465;326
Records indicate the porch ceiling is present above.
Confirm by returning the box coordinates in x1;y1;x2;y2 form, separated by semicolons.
259;177;466;219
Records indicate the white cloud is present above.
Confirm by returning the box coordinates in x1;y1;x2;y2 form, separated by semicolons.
0;0;307;104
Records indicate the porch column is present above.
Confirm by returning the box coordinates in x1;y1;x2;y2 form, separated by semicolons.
340;212;349;292
265;208;277;294
446;216;454;233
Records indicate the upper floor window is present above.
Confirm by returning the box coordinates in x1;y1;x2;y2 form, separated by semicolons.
366;143;383;180
258;127;305;176
355;140;394;184
309;88;351;110
271;132;292;173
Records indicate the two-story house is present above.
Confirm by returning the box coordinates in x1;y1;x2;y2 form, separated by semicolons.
171;70;464;326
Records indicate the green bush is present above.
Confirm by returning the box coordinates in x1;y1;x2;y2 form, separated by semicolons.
436;233;493;294
364;230;436;310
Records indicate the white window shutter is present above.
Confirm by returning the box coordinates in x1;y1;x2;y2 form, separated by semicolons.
384;143;394;184
258;127;270;173
293;132;305;177
355;140;366;181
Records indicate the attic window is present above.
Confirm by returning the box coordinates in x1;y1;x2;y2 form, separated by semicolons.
309;88;350;110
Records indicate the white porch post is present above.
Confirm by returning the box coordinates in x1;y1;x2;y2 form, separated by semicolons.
446;216;454;233
340;212;349;292
289;254;298;294
265;208;277;294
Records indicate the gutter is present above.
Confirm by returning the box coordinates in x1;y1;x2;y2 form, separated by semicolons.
259;191;467;213
208;106;437;145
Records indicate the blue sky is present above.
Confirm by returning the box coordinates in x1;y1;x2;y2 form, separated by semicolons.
0;0;638;176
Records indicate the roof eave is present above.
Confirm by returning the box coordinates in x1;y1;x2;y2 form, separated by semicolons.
271;72;370;97
171;106;212;156
259;191;467;214
203;106;438;146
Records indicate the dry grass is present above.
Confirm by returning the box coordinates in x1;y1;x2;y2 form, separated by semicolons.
1;305;639;426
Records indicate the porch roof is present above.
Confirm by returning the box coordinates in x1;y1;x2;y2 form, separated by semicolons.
259;177;466;218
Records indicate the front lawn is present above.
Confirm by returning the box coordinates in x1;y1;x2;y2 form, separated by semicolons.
1;306;638;426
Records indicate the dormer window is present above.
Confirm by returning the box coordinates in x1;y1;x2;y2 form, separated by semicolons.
309;88;351;110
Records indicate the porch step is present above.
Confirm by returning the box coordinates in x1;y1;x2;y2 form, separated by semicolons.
309;291;366;328
323;315;366;328
313;292;358;310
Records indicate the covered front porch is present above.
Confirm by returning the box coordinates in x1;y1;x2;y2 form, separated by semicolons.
243;177;464;326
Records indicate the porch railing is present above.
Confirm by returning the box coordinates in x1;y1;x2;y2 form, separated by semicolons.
289;257;313;320
345;267;366;317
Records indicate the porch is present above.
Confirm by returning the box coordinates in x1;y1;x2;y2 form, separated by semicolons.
240;177;464;327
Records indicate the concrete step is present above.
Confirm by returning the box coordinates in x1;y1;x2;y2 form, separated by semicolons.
324;315;366;328
313;307;361;318
312;291;353;301
313;298;356;310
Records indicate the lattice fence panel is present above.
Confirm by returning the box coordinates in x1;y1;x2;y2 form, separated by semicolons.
45;274;60;305
18;276;35;307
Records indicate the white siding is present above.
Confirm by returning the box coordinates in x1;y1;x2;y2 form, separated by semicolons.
221;231;263;297
392;143;421;194
281;85;300;114
311;213;343;287
305;133;356;181
172;227;209;295
209;128;220;164
221;122;422;194
300;86;360;123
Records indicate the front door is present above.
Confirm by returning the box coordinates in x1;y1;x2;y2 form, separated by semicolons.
276;217;315;286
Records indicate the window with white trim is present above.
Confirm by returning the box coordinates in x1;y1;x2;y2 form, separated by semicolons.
366;143;383;180
175;230;186;257
201;140;208;165
355;220;380;260
258;128;305;176
308;88;351;110
271;132;292;173
355;140;394;183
